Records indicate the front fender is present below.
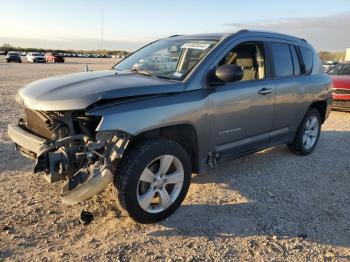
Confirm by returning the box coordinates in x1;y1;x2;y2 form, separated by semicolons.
87;91;208;137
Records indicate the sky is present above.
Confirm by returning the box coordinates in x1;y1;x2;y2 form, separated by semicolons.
0;0;350;52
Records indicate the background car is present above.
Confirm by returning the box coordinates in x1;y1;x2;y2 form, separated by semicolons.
45;52;65;63
328;63;350;111
5;52;22;63
26;52;46;63
322;60;338;72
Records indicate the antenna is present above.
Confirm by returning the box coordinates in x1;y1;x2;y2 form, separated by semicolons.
101;8;104;50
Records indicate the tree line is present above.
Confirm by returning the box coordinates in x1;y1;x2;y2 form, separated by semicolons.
1;43;346;61
0;43;129;56
318;51;346;61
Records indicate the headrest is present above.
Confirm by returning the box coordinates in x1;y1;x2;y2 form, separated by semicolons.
235;45;256;68
236;57;254;68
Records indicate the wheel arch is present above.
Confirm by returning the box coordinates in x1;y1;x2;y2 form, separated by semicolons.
126;124;199;173
309;100;328;124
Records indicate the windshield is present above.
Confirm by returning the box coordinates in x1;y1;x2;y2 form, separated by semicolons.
328;64;350;75
114;38;218;80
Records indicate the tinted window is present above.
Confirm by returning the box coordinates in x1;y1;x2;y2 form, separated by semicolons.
300;47;313;74
270;43;294;77
290;45;301;75
328;64;350;75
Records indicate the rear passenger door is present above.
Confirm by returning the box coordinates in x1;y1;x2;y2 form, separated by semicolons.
268;41;312;144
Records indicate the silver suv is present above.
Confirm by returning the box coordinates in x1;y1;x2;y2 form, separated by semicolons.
8;30;332;223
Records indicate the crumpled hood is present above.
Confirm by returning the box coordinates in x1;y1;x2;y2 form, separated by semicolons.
18;70;184;111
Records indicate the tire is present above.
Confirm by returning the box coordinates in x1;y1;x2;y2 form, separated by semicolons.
288;108;321;155
114;138;192;223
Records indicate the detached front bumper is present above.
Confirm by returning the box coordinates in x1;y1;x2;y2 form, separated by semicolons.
7;124;49;160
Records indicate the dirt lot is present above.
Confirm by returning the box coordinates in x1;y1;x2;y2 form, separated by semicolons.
0;56;350;261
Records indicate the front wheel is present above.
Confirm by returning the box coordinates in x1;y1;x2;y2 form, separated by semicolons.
288;108;321;155
114;139;192;223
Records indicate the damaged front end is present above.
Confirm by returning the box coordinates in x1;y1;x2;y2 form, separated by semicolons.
8;109;131;205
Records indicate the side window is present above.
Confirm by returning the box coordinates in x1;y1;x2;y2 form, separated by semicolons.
343;65;350;75
290;45;301;75
270;42;294;77
218;42;265;81
300;47;313;75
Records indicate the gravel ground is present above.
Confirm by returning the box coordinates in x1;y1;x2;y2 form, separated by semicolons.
0;56;350;261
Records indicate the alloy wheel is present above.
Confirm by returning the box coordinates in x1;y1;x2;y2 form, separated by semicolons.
303;115;319;150
137;155;184;213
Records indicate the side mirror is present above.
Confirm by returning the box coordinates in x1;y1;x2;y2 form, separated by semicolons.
213;64;244;84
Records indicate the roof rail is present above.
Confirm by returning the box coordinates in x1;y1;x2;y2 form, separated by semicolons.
236;29;249;34
237;30;308;43
168;35;182;38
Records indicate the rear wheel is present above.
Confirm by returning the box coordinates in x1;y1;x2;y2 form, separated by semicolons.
288;108;321;155
114;138;192;223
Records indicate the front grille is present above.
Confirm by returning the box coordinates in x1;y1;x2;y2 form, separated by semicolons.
24;108;52;139
333;88;350;95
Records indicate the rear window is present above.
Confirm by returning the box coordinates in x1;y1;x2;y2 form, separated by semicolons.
270;42;294;78
300;47;313;74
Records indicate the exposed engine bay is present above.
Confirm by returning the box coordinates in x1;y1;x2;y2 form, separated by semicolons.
16;108;130;204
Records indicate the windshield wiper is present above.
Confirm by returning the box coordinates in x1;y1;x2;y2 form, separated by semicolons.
131;69;153;77
154;75;180;81
131;69;180;81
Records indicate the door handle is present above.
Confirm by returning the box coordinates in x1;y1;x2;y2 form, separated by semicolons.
258;88;272;95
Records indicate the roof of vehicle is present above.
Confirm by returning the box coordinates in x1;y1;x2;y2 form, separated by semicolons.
170;30;308;44
169;33;230;40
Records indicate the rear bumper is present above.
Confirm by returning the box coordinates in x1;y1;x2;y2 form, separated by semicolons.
332;92;350;111
7;124;49;159
332;100;350;111
6;58;21;62
333;93;350;101
34;59;46;63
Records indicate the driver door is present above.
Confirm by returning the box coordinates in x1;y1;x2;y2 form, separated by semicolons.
208;39;275;158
